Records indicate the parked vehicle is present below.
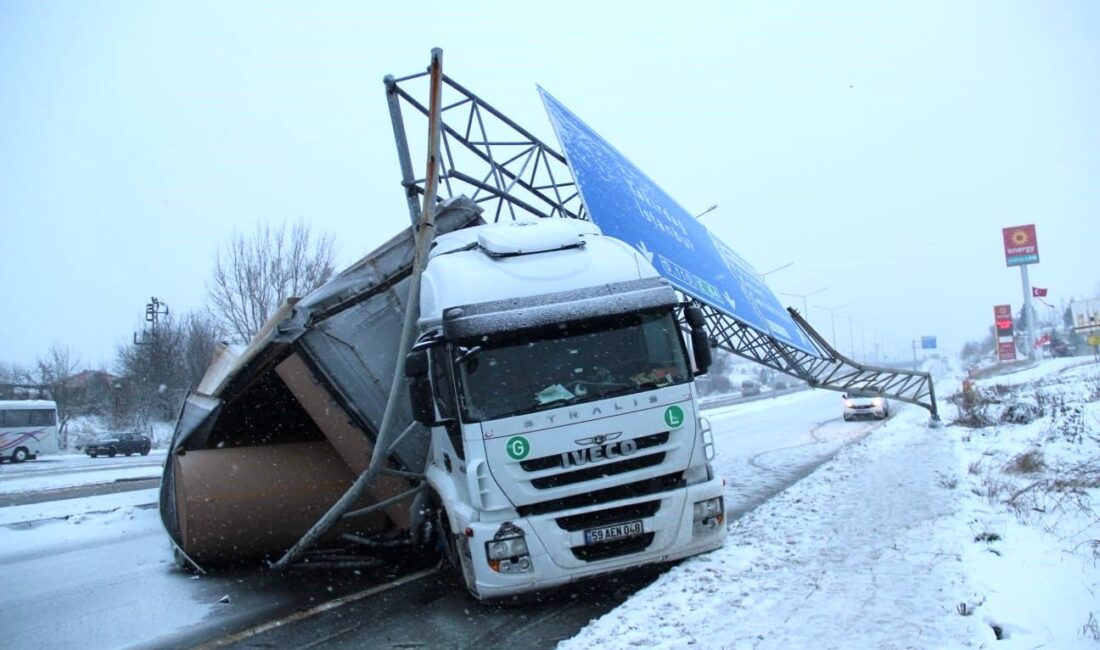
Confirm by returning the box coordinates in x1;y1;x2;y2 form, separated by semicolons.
0;400;59;463
85;432;152;458
842;389;890;421
740;380;761;397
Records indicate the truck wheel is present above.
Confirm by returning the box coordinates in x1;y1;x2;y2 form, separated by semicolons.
141;449;150;456
434;501;479;598
89;450;98;458
12;448;29;463
107;448;117;458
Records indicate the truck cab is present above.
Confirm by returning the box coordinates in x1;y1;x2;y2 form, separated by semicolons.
406;218;725;598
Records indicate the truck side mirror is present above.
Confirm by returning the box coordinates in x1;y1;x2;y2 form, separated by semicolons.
405;350;435;426
691;329;712;375
684;305;712;375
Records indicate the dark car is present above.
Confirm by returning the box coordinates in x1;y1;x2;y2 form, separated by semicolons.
85;432;152;458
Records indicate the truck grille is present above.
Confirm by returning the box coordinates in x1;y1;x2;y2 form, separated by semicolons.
529;453;664;489
571;533;655;562
519;431;669;472
554;499;661;532
516;472;684;517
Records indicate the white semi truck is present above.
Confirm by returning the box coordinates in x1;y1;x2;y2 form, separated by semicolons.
160;199;725;599
405;217;725;597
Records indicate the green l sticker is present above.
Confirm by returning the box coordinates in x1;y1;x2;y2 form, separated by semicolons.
506;436;531;460
664;405;685;429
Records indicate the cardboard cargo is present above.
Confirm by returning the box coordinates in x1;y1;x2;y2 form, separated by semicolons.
173;441;388;564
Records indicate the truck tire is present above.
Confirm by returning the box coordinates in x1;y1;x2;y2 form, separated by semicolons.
12;447;29;463
89;450;98;458
433;500;479;598
141;448;150;456
107;447;117;458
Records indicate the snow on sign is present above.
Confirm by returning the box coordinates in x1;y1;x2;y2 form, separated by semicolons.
539;88;817;356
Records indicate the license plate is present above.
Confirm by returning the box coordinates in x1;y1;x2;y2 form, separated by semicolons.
584;520;643;545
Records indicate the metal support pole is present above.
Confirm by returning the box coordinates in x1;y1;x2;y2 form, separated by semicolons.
271;48;446;571
1021;264;1036;360
385;74;424;228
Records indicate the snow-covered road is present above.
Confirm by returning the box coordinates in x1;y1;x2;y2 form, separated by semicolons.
0;389;869;649
18;365;1094;650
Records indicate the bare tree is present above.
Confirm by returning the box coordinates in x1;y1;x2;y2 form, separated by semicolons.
207;220;336;344
35;342;81;446
114;309;224;431
0;361;34;399
181;311;222;389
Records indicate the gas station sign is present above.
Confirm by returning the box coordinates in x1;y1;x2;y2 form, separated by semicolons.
1002;224;1039;267
993;304;1014;336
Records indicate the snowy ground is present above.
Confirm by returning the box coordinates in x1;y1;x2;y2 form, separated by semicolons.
3;359;1097;648
562;358;1100;650
0;450;166;494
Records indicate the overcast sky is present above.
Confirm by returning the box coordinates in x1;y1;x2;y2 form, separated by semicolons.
2;1;1098;372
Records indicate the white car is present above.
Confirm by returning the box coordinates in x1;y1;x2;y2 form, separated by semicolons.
842;389;890;421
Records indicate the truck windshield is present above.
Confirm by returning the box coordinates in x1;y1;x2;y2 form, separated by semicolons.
454;309;690;422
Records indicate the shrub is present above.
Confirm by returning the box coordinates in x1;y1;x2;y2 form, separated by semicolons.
1004;448;1045;474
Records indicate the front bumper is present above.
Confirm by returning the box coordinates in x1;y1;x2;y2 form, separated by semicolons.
463;477;726;599
844;405;885;419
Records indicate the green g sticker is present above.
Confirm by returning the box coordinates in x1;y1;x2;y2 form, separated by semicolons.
664;405;685;429
506;436;531;460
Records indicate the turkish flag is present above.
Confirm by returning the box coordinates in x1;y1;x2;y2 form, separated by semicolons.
1032;287;1048;297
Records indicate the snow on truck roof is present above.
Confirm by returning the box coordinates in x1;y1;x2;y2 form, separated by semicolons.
420;218;661;325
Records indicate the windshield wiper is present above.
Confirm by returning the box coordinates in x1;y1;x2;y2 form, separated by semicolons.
455;345;482;365
532;396;579;411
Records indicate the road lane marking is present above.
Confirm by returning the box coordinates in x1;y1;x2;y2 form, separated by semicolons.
195;564;442;649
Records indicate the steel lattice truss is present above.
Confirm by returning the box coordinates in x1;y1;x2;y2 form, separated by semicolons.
385;71;586;224
699;305;938;418
384;69;940;421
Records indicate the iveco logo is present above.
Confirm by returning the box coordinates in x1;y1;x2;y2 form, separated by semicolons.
573;432;622;446
561;432;637;469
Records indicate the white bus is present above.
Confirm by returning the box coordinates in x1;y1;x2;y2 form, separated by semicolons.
0;400;60;463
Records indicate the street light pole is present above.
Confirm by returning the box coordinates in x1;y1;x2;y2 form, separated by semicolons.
780;287;827;317
759;262;794;282
694;205;718;219
813;303;851;348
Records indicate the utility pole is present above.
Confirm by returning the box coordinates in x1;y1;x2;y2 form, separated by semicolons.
134;297;168;345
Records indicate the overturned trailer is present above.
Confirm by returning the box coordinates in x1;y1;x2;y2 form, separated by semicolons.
160;198;483;566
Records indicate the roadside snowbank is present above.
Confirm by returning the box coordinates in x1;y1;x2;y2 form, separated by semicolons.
563;358;1100;649
0;450;165;494
0;488;158;526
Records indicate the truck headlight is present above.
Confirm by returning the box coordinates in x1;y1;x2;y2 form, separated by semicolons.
487;537;528;560
693;496;724;536
872;398;884;407
486;523;532;574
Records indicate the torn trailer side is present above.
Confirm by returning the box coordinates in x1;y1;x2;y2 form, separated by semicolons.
159;198;483;567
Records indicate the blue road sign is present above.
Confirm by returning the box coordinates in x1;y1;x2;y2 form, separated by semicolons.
921;336;937;349
540;88;817;356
